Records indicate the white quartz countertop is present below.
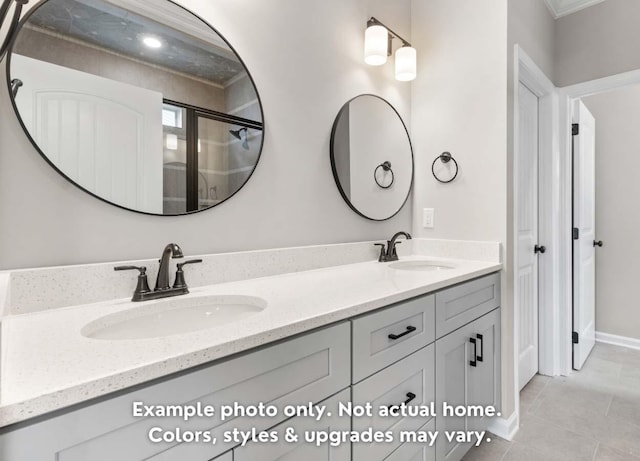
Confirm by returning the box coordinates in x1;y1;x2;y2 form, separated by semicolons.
0;255;501;427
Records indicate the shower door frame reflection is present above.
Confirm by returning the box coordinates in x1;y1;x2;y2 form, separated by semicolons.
162;98;263;213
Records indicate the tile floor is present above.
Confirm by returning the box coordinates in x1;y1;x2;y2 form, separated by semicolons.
463;343;640;461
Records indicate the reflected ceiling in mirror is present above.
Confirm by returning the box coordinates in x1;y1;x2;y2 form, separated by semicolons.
8;0;264;215
330;94;413;221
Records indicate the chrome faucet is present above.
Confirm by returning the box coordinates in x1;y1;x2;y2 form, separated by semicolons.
155;243;184;291
115;243;202;302
375;231;412;262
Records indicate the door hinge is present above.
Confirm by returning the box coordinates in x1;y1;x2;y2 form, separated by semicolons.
572;332;579;344
573;228;580;240
572;123;579;135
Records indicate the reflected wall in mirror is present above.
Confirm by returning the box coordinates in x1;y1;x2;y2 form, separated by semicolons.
7;0;264;215
330;94;413;221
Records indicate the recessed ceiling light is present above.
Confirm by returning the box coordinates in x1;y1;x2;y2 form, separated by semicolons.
142;36;162;49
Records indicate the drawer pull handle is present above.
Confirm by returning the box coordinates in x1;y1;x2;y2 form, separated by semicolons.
470;337;477;367
476;334;484;362
388;325;417;340
387;392;417;411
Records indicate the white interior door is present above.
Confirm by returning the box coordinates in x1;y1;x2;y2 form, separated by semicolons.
572;100;596;370
12;54;164;214
517;82;540;390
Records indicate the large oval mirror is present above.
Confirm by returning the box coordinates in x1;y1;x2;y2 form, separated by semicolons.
330;94;413;221
7;0;264;215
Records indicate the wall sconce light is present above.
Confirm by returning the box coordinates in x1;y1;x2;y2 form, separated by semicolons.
364;17;416;82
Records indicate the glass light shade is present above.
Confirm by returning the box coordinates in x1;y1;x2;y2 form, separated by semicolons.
364;25;388;66
395;46;417;81
165;133;178;150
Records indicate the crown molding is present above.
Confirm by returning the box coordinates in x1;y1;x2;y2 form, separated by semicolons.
544;0;607;18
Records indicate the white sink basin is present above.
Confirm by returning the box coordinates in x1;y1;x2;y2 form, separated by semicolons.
388;260;456;271
81;295;267;340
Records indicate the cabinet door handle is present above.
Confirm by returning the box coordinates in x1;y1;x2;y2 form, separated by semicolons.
470;337;477;367
387;392;417;411
476;334;484;362
388;325;417;340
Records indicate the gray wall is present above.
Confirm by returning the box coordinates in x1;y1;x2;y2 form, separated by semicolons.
411;0;510;415
583;85;640;341
0;0;412;269
556;0;640;87
508;0;556;83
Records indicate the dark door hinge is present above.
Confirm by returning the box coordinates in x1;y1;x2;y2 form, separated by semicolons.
572;123;579;135
572;332;579;344
573;228;580;240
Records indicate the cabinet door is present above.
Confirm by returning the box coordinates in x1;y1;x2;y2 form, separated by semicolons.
435;322;474;461
352;345;434;461
233;389;351;461
383;419;436;461
468;308;501;432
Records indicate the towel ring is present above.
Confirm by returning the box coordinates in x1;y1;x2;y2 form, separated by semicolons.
432;152;458;183
374;161;394;189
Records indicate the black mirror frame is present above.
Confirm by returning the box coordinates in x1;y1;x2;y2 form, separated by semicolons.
4;0;265;217
329;94;414;221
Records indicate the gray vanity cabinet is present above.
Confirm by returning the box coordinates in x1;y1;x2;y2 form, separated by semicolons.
0;323;350;461
352;344;435;461
383;419;436;461
468;308;501;433
435;308;501;461
0;272;501;461
233;389;351;461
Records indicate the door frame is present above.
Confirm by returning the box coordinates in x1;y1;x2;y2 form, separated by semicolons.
513;46;560;426
558;67;640;371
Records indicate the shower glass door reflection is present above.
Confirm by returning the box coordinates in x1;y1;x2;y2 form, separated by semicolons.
162;101;262;213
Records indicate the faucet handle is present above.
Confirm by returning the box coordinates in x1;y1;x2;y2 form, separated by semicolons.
176;259;203;270
173;259;203;289
114;265;146;273
374;243;387;262
114;265;151;301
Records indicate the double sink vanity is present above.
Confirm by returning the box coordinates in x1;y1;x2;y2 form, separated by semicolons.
0;0;503;459
0;238;501;461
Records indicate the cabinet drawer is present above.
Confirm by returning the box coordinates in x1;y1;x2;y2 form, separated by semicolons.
384;419;436;461
435;273;500;338
234;388;351;461
352;294;435;383
0;323;350;461
352;344;435;461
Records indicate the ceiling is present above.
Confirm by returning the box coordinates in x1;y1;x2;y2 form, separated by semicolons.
26;0;245;86
544;0;607;18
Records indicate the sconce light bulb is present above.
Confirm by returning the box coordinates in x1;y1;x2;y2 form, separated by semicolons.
364;24;388;66
395;46;417;81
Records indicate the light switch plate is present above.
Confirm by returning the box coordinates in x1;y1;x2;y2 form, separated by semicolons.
423;208;434;228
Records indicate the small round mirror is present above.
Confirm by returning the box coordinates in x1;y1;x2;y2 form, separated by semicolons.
330;94;413;221
7;0;264;215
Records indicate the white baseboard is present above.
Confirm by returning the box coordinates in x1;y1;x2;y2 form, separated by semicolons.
595;331;640;351
487;411;519;441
